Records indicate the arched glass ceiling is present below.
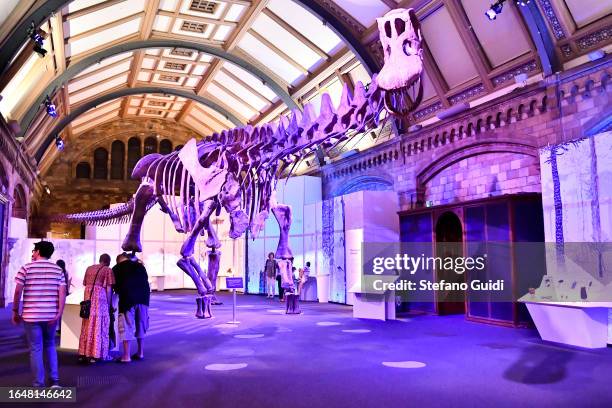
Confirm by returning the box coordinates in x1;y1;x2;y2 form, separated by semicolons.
1;0;610;168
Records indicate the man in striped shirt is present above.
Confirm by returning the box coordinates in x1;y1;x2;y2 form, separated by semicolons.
12;241;66;388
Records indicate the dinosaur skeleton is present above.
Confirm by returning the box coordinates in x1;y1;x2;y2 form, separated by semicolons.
54;9;424;317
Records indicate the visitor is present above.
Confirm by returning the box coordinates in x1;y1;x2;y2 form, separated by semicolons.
55;260;72;296
11;241;66;388
264;252;277;298
276;262;285;302
78;254;115;364
113;252;150;363
298;261;311;295
293;267;300;289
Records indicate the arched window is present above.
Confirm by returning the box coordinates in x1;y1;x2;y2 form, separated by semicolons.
75;162;91;179
159;139;173;155
12;184;27;219
0;161;8;195
144;136;157;155
93;147;108;179
110;140;125;180
127;137;141;179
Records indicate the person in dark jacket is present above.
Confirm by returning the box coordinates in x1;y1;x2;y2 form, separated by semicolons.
112;253;150;363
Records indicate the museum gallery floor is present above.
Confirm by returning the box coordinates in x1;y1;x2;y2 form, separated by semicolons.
0;290;611;408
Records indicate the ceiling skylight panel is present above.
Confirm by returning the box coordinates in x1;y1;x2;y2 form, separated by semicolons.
64;0;145;37
75;52;133;77
251;15;320;70
72;110;118;133
222;63;276;101
215;71;269;111
192;65;207;75
68;18;142;56
207;83;256;120
239;33;302;84
153;15;173;32
159;0;179;12
71;100;121;126
141;58;156;69
267;0;342;54
137;72;151;81
197;104;237;128
68;0;107;13
213;25;232;41
331;0;389;27
185;77;200;87
225;4;246;22
69;74;128;104
69;61;132;93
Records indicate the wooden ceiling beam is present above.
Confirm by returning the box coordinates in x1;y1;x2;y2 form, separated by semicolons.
443;0;494;91
122;0;160;118
177;0;270;128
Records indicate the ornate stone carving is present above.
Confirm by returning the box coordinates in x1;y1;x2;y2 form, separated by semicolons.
449;84;485;105
560;44;573;57
576;26;611;50
414;102;443;120
492;60;539;86
537;0;566;40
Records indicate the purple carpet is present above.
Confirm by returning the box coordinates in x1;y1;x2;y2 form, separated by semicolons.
0;290;610;408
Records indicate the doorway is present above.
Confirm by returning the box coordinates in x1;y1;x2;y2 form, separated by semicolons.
435;211;465;315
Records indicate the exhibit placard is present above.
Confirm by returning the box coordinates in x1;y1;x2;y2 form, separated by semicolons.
226;277;244;289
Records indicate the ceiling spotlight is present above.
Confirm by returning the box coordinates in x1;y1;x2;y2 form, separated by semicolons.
28;22;47;58
44;185;51;195
516;0;530;5
44;96;57;117
485;0;504;20
54;135;64;151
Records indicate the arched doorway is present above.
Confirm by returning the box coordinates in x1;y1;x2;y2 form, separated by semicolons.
434;211;465;315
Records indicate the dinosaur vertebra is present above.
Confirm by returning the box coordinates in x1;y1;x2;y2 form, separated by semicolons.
54;8;424;317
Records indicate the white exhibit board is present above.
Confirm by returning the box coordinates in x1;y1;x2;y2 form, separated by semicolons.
5;202;244;301
343;190;399;310
246;176;322;294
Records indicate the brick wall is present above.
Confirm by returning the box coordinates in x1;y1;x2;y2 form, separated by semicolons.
321;57;611;213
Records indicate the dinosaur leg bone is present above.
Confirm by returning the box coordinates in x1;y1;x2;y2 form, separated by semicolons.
205;249;222;305
177;199;216;318
121;178;155;253
271;196;295;293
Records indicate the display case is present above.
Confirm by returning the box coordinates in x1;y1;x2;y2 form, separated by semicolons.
399;193;546;326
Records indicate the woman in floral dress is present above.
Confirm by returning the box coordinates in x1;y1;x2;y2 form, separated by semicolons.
78;253;115;363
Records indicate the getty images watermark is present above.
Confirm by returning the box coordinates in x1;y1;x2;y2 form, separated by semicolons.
361;242;612;303
369;252;504;292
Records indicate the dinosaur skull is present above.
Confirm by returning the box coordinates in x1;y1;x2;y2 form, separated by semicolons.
376;8;424;116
